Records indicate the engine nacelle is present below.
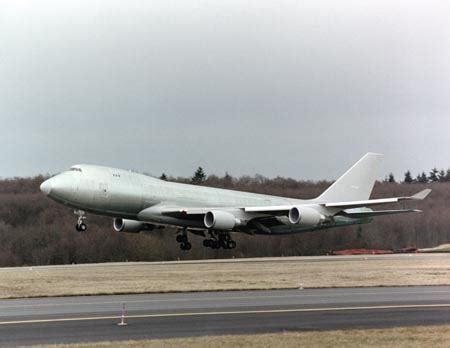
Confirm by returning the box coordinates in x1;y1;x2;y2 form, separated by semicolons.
204;211;242;230
288;206;324;226
113;218;154;233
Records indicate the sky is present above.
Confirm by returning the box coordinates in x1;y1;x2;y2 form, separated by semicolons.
1;0;449;181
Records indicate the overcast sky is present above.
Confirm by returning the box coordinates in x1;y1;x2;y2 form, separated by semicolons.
1;0;449;181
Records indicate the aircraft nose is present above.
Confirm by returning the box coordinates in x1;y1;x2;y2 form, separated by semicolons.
40;179;52;195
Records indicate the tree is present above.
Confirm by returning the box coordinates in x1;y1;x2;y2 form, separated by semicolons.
416;172;428;183
429;167;439;182
191;166;206;184
223;172;233;187
438;169;446;182
445;169;450;182
388;173;396;183
159;173;167;181
403;170;413;183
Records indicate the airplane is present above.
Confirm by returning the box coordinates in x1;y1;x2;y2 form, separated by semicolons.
40;153;431;250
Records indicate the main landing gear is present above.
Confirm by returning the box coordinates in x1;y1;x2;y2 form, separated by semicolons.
176;229;192;251
203;232;237;249
175;230;237;251
74;210;87;232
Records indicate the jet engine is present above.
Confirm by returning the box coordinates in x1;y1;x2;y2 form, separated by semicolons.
204;211;242;230
113;218;154;233
288;206;324;226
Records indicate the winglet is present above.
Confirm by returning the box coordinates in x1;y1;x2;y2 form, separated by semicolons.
411;189;431;200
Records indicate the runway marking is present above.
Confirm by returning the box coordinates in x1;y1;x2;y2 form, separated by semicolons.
1;304;450;326
1;290;450;309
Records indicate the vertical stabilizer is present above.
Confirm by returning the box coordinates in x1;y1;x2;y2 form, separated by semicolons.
317;153;383;202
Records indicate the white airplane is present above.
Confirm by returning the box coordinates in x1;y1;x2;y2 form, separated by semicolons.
40;153;430;250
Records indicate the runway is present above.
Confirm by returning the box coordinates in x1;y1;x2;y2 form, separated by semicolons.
1;286;450;346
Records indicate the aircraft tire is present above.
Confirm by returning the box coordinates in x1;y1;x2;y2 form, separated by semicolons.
79;223;87;232
184;242;192;250
203;239;211;247
228;240;237;249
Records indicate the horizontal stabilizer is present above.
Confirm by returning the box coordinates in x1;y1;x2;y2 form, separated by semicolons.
340;209;421;219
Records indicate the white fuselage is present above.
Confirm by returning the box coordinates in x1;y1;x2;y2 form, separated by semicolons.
41;164;366;234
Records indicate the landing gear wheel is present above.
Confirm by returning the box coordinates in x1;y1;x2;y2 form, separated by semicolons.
177;229;191;250
176;235;187;243
180;242;192;251
228;240;237;249
74;210;87;232
203;239;211;247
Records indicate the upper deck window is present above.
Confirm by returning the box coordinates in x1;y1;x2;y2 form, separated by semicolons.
70;167;82;172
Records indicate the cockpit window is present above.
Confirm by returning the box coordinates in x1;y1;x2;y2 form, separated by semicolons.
70;167;82;172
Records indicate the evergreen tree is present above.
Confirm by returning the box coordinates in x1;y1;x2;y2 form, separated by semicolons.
416;171;428;183
159;173;167;181
403;170;413;183
438;169;446;182
192;166;206;184
388;173;396;183
223;172;233;187
429;167;439;182
445;169;450;182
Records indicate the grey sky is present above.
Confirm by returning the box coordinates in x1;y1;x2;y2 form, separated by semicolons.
1;0;449;181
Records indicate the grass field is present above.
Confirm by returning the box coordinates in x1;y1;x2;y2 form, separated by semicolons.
1;254;449;299
30;325;450;348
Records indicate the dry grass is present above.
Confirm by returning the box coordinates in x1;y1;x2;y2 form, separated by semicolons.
1;254;450;299
27;325;450;348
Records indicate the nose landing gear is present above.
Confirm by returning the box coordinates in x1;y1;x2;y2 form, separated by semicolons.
74;210;87;232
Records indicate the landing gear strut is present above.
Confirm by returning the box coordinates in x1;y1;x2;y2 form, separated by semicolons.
74;210;87;232
203;232;236;249
176;229;192;251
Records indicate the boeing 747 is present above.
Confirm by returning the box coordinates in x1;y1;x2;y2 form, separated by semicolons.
40;153;430;250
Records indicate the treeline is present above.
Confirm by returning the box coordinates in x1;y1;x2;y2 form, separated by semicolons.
0;172;448;267
387;167;450;184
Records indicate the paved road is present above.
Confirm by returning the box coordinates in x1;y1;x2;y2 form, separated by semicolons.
1;286;450;346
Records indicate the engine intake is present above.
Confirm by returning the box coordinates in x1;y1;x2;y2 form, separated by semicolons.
204;211;242;230
288;206;324;226
113;218;154;233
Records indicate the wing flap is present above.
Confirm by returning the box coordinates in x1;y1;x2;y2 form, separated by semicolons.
340;209;421;219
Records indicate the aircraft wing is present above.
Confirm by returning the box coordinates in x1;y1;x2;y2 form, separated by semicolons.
140;189;430;224
245;189;431;213
323;189;431;209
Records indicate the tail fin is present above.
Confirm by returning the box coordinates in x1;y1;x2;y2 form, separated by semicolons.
317;153;383;203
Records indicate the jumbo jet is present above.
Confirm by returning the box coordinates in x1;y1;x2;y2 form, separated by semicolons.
40;153;430;250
